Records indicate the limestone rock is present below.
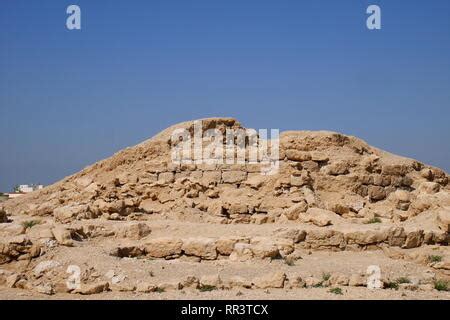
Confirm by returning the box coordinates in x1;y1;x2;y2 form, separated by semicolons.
432;260;450;271
144;238;183;258
74;281;109;295
110;283;136;292
138;199;164;214
136;282;157;293
116;222;151;240
327;203;350;215
419;182;440;194
303;208;337;227
229;243;254;262
200;274;221;288
244;175;266;189
36;283;55;295
394;190;411;202
325;161;349;175
345;230;388;246
387;227;407;247
34;260;61;277
304;276;322;287
181;276;200;289
348;274;365;287
228;276;252;288
287;274;305;288
222;171;247;183
285;150;311;161
52;226;73;246
306;229;345;249
403;230;424;249
284;201;308;220
158;172;175;184
250;239;279;259
437;209;450;233
54;205;89;223
182;238;217;260
382;164;409;176
368;186;386;201
216;237;247;256
330;274;350;286
275;229;307;243
253;271;286;289
6;274;21;288
251;214;269;224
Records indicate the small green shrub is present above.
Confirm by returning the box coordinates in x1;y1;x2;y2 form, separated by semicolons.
396;277;411;284
322;273;331;281
198;285;217;292
428;255;443;263
329;287;343;295
311;273;332;288
384;281;399;290
434;280;449;292
21;220;41;229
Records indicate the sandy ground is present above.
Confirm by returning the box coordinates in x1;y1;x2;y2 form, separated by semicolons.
1;223;449;300
1;286;449;300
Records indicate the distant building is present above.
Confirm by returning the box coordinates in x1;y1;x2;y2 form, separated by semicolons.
17;184;44;193
6;184;44;199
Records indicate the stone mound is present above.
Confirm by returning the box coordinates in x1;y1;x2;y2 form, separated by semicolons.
2;118;449;230
0;118;449;299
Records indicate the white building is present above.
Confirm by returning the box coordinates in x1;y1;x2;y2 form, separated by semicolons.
18;184;44;193
1;184;44;199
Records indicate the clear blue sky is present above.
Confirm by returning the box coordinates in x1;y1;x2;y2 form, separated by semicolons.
1;0;449;191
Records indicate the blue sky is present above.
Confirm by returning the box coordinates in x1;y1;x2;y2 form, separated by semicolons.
0;0;449;191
